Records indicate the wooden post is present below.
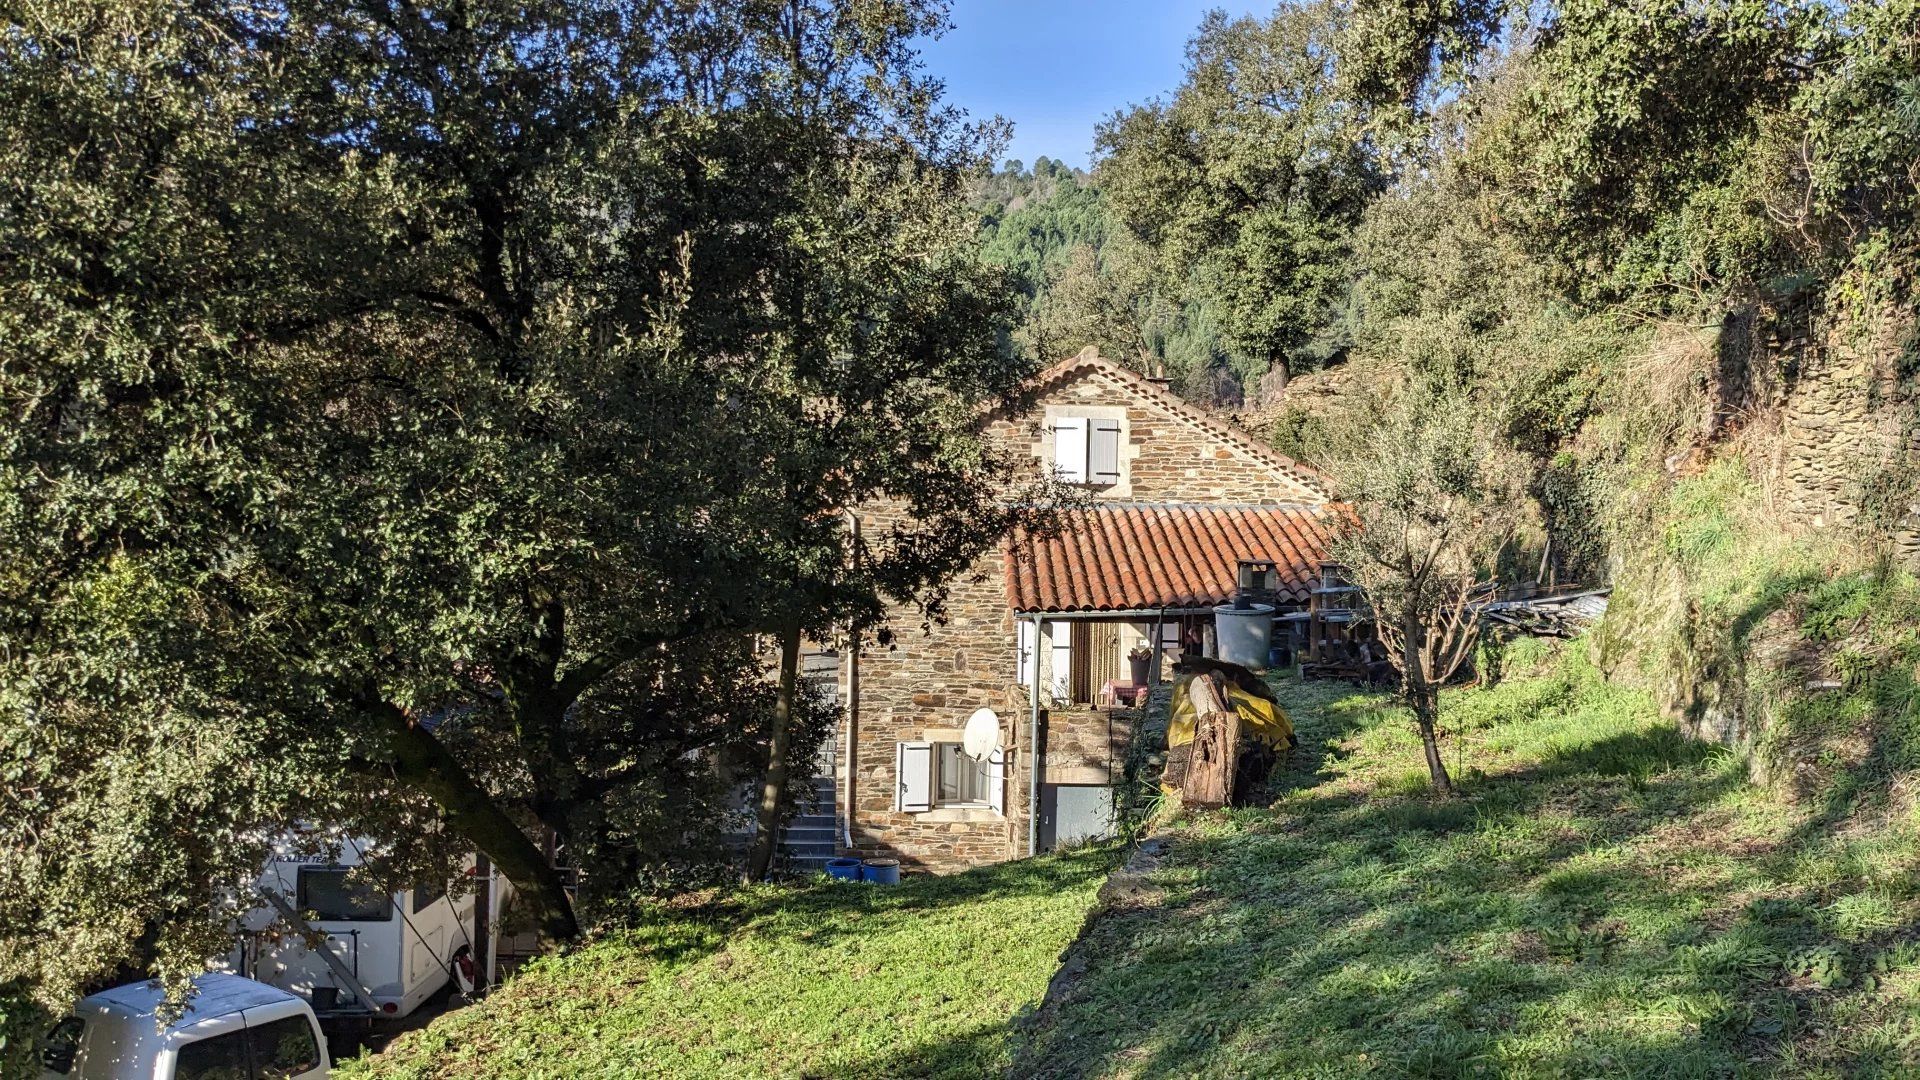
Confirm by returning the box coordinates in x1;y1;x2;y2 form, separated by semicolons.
1179;672;1239;809
472;853;492;993
1146;610;1165;687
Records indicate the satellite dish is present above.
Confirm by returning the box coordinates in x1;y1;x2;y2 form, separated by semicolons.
962;708;1000;760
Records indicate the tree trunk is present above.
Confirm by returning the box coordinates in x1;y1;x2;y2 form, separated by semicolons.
1411;686;1452;795
1400;613;1452;796
746;621;802;882
1256;356;1291;404
373;702;581;945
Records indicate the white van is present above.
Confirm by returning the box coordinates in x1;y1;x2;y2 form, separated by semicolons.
228;840;508;1020
40;972;327;1079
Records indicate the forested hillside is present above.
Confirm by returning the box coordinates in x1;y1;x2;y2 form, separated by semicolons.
993;0;1920;779
1284;0;1918;787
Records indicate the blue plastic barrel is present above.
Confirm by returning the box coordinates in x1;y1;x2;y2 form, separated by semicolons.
824;857;863;881
860;858;902;885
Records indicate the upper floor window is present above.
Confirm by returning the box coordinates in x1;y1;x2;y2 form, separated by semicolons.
1052;416;1122;486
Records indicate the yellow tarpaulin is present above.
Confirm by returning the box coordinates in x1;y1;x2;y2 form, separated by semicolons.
1164;673;1295;755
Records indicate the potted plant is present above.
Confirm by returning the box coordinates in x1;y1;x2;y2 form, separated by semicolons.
1128;644;1153;687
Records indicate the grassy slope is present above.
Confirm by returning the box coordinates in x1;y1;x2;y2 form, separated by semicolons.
346;589;1920;1080
1018;645;1920;1079
339;849;1114;1079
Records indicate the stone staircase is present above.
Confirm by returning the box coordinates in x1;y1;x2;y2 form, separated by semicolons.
776;649;843;877
779;762;840;877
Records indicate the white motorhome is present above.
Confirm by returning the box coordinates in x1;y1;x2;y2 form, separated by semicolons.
227;839;509;1021
40;972;327;1080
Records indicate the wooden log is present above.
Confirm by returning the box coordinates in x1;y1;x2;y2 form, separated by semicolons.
1180;673;1239;810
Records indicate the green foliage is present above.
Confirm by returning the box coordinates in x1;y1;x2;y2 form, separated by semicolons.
1339;0;1510;111
1789;945;1855;990
1661;458;1756;566
0;0;1039;1044
1096;1;1386;401
975;158;1108;310
1538;920;1618;962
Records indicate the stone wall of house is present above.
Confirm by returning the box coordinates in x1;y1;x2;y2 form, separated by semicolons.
984;366;1325;506
841;542;1032;871
841;579;1142;871
1042;705;1133;787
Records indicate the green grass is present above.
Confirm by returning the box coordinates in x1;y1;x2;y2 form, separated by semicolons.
1017;646;1920;1078
346;615;1920;1079
337;849;1115;1079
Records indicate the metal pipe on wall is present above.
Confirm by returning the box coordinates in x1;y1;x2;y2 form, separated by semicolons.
1028;611;1043;859
844;643;858;850
841;509;861;852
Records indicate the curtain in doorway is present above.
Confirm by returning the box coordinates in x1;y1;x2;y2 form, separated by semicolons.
1073;621;1123;703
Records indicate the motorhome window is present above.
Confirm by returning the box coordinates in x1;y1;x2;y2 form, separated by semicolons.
411;875;446;914
173;1029;251;1080
296;866;391;921
249;1014;321;1078
39;1016;82;1074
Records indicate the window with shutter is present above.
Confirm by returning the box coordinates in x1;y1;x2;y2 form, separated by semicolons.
932;743;994;807
896;742;933;812
1088;418;1122;485
1052;417;1088;483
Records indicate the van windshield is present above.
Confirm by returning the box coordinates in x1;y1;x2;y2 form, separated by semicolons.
40;1016;83;1074
172;1015;320;1080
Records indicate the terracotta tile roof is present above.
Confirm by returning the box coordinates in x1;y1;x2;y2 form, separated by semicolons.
1007;503;1340;613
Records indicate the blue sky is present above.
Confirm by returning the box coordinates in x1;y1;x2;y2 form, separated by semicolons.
915;1;1268;170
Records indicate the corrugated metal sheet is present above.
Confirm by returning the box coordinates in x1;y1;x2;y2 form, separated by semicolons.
1007;504;1338;613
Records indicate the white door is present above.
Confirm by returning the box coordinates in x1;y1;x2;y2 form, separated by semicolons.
408;924;447;990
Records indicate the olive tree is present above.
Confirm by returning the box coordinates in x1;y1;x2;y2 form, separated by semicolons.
1325;385;1528;793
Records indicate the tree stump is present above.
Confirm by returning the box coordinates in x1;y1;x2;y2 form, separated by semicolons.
1180;672;1239;810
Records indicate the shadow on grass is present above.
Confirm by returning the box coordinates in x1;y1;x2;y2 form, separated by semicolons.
809;1021;1016;1080
1005;720;1915;1079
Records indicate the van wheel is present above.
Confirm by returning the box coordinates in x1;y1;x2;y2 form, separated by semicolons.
450;945;477;996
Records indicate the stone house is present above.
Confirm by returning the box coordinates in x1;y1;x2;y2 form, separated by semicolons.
829;349;1337;872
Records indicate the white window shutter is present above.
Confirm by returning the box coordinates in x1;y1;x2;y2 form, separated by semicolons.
896;742;933;812
1088;419;1122;485
1053;417;1088;483
987;748;1006;815
1048;620;1072;702
1017;619;1036;688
